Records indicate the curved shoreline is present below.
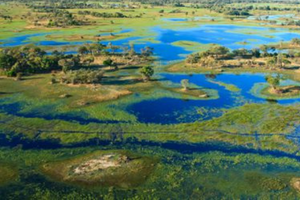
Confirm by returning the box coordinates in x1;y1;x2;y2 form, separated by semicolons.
251;83;300;100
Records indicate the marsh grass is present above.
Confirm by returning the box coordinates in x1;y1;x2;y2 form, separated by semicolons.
40;150;158;188
0;164;18;185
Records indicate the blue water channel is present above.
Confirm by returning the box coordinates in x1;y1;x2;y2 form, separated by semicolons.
1;25;300;62
127;73;300;124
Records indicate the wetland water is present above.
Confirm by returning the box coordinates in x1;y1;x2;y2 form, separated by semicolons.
2;24;300;125
3;22;300;199
2;25;300;61
129;73;300;124
1;72;300;124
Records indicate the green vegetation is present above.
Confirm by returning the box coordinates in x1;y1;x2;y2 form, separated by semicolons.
181;79;189;90
262;84;300;99
140;66;154;81
251;81;300;100
41;150;157;188
208;79;241;92
172;41;211;52
60;69;105;84
265;74;281;90
0;164;18;185
184;44;296;71
187;103;300;137
1;146;300;199
0;46;60;76
249;74;300;100
2;0;300;199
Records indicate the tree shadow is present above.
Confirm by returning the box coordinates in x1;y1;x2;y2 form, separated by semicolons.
151;78;168;82
0;91;16;95
281;86;300;93
23;76;43;80
283;66;300;70
121;66;140;70
101;77;140;85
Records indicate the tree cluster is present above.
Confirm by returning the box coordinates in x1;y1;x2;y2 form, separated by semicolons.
78;11;132;18
60;69;105;84
0;46;64;76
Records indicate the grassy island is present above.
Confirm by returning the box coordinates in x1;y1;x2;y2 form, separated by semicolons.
262;85;300;99
41;150;157;188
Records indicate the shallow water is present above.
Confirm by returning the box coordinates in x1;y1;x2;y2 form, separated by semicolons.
2;25;300;62
1;72;298;125
128;73;300;124
0;29;132;47
162;16;223;22
247;14;296;21
0;33;86;47
2;18;300;199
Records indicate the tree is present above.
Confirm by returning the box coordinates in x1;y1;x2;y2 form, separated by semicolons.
29;47;46;57
265;74;280;90
103;58;116;70
141;46;154;57
251;48;261;58
276;53;291;68
88;43;106;55
291;38;300;46
78;46;89;55
0;52;16;71
58;59;75;74
267;54;291;68
208;45;229;59
232;48;249;57
140;66;154;82
128;43;136;57
260;45;269;57
62;69;104;84
267;57;277;68
181;79;189;91
82;56;94;66
15;72;22;81
186;53;200;64
41;56;58;70
108;43;120;54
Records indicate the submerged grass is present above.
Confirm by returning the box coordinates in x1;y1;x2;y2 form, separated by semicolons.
208;79;241;92
0;164;18;185
1;145;300;199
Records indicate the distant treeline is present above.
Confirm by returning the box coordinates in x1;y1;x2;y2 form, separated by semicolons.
78;11;133;18
3;0;300;5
